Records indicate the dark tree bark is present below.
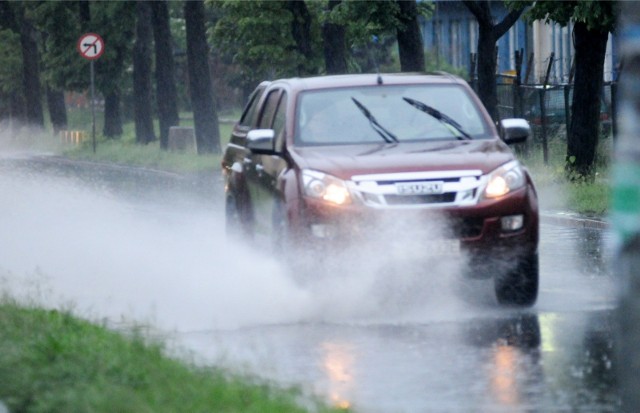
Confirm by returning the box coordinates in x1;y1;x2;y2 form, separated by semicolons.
133;0;156;144
184;0;220;154
463;1;524;121
396;0;425;72
322;0;347;74
151;0;179;150
20;12;44;128
39;27;68;135
103;91;123;137
287;0;313;76
9;91;25;126
0;2;22;127
79;0;90;26
567;21;609;178
46;87;67;134
0;1;17;31
100;39;128;138
97;2;136;139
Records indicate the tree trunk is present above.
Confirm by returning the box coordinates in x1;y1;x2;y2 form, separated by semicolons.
476;25;498;121
396;0;425;72
287;0;313;76
151;0;179;150
322;0;347;74
463;1;524;122
567;22;609;178
79;0;90;27
103;91;123;137
184;0;220;154
10;91;25;128
46;86;67;134
133;0;156;144
20;13;44;128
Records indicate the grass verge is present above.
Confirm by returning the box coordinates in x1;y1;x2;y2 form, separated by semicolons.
0;299;348;413
63;121;234;174
519;137;611;218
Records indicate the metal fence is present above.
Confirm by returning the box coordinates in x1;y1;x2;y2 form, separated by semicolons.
496;81;616;135
494;80;617;163
468;51;617;163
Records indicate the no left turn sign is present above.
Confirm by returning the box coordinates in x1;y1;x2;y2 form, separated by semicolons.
77;33;104;60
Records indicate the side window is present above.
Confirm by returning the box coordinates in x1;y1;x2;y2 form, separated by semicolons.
272;93;288;151
258;90;282;129
239;86;265;127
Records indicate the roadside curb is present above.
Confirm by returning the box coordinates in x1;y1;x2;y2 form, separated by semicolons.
540;212;609;230
38;155;186;179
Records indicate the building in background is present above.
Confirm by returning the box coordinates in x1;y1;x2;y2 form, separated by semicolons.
421;1;618;83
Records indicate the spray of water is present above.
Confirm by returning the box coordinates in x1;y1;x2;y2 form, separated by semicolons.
0;152;490;334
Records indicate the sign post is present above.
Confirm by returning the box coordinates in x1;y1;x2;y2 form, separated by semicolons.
77;33;104;153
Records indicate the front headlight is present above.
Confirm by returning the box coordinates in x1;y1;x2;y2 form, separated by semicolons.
302;169;351;205
483;161;526;199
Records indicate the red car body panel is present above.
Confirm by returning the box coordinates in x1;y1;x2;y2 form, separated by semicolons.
222;73;539;303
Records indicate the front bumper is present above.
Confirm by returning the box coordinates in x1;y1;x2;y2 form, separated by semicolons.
291;184;539;254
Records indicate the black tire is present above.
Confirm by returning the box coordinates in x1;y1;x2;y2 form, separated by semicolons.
271;200;288;255
225;194;252;241
271;201;317;282
494;252;539;307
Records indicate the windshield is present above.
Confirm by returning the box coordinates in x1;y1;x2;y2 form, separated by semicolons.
295;84;489;146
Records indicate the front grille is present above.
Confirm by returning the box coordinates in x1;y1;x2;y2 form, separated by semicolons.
385;193;456;205
350;170;484;208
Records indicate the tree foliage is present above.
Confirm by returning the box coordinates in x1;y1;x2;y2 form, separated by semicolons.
209;0;432;94
210;0;320;93
525;0;616;32
31;1;135;137
0;29;21;96
1;0;434;150
329;0;432;72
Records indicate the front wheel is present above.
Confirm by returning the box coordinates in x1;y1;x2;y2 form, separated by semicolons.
225;194;252;242
494;252;539;307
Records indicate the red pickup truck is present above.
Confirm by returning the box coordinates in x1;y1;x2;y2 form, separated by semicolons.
222;73;539;307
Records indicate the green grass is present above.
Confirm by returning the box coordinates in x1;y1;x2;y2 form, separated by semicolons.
0;299;348;413
62;109;234;174
519;136;611;217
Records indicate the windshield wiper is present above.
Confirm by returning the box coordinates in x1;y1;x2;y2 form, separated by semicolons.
351;97;399;144
402;97;473;140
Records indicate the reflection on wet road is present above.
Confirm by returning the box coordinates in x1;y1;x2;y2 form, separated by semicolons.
0;155;619;412
181;217;618;411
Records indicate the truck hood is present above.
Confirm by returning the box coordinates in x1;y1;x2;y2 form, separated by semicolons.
290;139;516;179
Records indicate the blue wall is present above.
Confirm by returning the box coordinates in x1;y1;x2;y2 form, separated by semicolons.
421;1;531;78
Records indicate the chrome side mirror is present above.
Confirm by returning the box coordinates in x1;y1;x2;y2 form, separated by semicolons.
499;118;530;144
246;129;276;153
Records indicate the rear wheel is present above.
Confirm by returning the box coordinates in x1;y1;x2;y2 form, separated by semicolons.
494;252;539;307
272;201;289;255
225;194;252;241
272;201;318;282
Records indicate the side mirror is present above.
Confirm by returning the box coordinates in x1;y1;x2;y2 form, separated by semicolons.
246;129;276;154
499;118;530;144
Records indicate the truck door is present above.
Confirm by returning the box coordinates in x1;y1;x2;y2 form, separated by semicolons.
245;88;288;238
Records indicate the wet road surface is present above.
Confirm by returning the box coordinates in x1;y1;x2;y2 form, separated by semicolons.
0;154;619;412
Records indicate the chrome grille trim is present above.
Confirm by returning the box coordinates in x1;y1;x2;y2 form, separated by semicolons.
351;170;483;182
348;170;486;209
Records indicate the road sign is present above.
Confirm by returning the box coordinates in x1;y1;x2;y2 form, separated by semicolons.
77;33;104;60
